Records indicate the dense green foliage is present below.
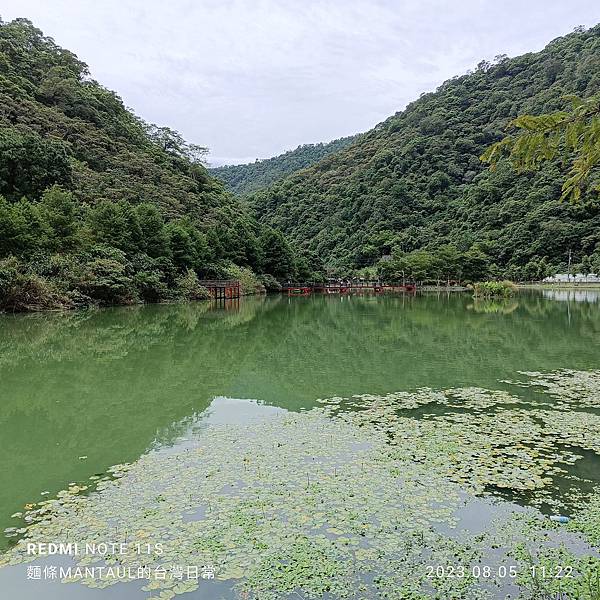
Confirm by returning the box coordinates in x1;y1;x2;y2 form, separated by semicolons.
0;18;313;310
252;25;600;280
482;93;600;202
375;245;491;284
472;280;517;298
210;135;357;196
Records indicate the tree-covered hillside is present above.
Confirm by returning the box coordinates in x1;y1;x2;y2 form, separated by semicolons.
252;25;600;281
0;18;309;311
210;135;358;196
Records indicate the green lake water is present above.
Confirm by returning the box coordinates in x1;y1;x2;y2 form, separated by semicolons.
1;290;600;598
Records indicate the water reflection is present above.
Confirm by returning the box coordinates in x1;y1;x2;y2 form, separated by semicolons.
542;288;600;303
1;291;599;549
467;298;520;314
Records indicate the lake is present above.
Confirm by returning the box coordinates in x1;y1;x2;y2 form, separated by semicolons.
1;290;600;599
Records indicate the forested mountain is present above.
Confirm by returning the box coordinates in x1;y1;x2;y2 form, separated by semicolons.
252;25;600;281
210;135;358;196
0;18;306;311
2;17;599;309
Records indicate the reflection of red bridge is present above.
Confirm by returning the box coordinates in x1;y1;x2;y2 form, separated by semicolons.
198;280;241;300
282;281;416;296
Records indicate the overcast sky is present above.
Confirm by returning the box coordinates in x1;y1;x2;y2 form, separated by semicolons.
1;1;599;165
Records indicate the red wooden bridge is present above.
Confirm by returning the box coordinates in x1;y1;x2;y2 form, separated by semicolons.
282;281;416;296
198;280;241;300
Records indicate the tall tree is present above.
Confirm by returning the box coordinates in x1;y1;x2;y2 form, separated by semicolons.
259;227;296;280
135;203;170;259
39;186;79;252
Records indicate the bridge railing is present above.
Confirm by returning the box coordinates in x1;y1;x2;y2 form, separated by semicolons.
198;280;240;287
282;281;416;289
283;280;383;287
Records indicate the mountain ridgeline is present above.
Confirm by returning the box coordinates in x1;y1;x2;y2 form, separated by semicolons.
251;25;600;281
210;135;358;196
0;18;309;311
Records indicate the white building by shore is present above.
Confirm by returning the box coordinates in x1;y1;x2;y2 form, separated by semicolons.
543;273;600;283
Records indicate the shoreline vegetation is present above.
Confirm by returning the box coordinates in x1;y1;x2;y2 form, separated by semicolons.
0;252;270;313
6;276;600;314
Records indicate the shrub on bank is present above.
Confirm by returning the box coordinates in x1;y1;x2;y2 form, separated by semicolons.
228;264;266;295
204;260;266;295
258;273;282;292
0;257;70;311
472;280;517;298
129;254;172;302
175;269;211;301
133;270;169;303
78;258;136;306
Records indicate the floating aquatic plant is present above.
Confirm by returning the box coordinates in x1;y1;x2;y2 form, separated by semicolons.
503;369;600;408
1;369;600;598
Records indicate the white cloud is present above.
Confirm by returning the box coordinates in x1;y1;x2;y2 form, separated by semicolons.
1;0;598;165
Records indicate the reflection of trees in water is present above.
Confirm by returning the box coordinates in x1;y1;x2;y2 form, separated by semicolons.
0;297;276;541
0;296;274;369
242;293;600;399
468;299;520;314
0;296;279;483
1;293;599;404
517;291;600;329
